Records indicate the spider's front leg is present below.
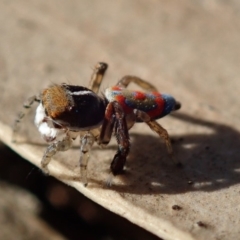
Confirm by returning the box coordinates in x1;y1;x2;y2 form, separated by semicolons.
89;62;108;94
99;101;130;182
110;102;130;175
41;134;73;174
12;95;40;142
79;132;95;186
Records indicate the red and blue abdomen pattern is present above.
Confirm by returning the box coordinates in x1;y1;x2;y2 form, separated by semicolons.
105;86;177;120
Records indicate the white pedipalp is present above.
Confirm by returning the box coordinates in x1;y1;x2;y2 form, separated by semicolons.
35;104;66;142
34;103;46;127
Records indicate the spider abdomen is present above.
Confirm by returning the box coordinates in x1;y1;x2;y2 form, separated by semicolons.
105;86;178;120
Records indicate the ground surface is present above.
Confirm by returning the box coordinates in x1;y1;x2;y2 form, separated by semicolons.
0;1;240;240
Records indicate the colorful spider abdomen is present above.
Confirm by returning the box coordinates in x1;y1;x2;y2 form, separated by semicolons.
105;86;179;120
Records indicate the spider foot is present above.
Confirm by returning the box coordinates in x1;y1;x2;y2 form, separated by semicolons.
81;174;88;187
11;133;18;143
105;172;114;187
111;152;126;176
83;182;88;187
41;166;50;175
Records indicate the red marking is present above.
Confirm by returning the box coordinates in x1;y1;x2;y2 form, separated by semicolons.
115;94;133;114
147;94;165;119
151;92;162;97
134;91;146;100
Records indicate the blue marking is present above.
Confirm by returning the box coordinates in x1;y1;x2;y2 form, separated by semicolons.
161;94;176;117
111;90;121;97
145;93;156;100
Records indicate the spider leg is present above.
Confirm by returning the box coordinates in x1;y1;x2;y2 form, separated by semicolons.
133;109;178;164
41;134;73;174
110;101;130;176
88;62;108;93
79;132;95;186
98;101;115;146
99;101;131;179
117;75;158;92
12;95;40;142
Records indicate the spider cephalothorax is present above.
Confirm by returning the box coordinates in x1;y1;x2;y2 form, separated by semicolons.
13;62;181;186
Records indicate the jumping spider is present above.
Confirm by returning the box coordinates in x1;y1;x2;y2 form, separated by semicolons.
13;62;181;186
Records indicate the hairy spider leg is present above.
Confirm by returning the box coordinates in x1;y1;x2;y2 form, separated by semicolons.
12;95;40;142
41;133;73;174
79;132;95;186
41;129;97;185
112;105;130;174
133;109;178;164
88;62;108;94
80;62;108;185
117;75;158;92
99;101;116;146
101;101;130;176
